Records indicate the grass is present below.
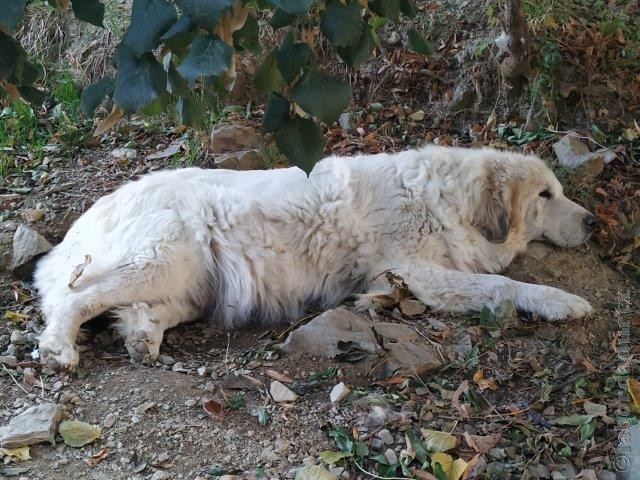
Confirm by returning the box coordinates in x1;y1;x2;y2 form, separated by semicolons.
52;69;81;122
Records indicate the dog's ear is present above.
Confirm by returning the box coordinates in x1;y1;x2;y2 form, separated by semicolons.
471;175;512;243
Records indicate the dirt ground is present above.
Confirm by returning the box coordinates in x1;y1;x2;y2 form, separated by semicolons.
1;130;639;480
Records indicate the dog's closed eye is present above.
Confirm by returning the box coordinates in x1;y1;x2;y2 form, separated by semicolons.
539;189;552;199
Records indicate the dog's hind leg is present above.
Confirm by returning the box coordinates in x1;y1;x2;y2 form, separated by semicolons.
114;301;201;363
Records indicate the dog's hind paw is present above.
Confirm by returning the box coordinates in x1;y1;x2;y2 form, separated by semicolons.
39;337;79;371
124;330;160;364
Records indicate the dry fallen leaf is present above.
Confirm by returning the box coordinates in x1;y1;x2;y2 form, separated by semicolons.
265;369;294;384
473;370;499;391
451;380;470;418
85;448;109;467
431;452;468;480
59;420;102;447
203;398;226;420
1;446;31;461
94;105;125;137
628;378;640;412
463;432;501;453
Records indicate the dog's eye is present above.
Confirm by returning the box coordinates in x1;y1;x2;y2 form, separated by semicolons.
539;189;552;199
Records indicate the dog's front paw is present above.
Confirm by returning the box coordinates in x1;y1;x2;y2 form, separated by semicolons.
524;287;594;320
124;330;160;364
39;336;79;371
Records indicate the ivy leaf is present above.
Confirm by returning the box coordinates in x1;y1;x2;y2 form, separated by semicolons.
175;93;204;127
579;418;597;441
275;34;311;83
327;426;353;453
407;28;435;55
161;16;197;55
81;76;114;116
399;0;416;17
274;116;325;174
124;0;177;57
430;453;468;480
336;24;376;70
174;0;234;31
290;70;352;123
368;0;400;21
263;92;290;133
268;0;314;15
114;45;167;112
176;33;232;83
320;1;363;48
0;0;28;32
270;8;296;29
254;52;284;94
233;14;261;54
70;0;105;27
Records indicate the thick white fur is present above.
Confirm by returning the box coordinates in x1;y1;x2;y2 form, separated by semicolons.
34;146;595;369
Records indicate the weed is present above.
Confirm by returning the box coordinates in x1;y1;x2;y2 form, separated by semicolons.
52;69;81;122
262;143;289;169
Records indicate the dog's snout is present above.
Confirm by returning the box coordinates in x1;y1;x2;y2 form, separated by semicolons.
583;214;601;231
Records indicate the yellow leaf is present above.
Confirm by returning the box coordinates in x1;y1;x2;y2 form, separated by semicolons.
431;452;468;480
420;429;457;452
59;420;102;447
3;310;29;322
628;378;640;412
543;14;558;28
1;446;31;460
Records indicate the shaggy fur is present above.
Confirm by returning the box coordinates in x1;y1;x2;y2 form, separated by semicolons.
34;146;597;369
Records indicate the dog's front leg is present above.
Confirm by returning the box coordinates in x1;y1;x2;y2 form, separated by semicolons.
361;263;593;320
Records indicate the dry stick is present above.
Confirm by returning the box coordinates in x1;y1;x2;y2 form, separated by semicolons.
352;460;408;480
3;364;30;396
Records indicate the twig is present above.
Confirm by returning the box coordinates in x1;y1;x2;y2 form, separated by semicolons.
224;332;231;374
352;460;407;480
3;364;30;396
39;375;45;398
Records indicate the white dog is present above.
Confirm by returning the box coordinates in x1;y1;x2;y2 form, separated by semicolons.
33;146;597;369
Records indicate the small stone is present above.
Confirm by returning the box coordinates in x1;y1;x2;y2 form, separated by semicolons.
450;83;476;112
131;415;140;424
339;113;352;131
150;471;171;480
369;437;383;450
103;413;117;428
0;355;17;366
269;381;298;403
0;403;62;448
383;341;441;377
110;148;138;160
409;110;425;122
10;330;27;345
376;429;394;445
204;381;215;392
329;382;350;404
214;149;263;171
10;225;51;279
172;362;186;372
384;448;398;465
398;299;427;317
185;399;197;407
158;354;175;366
197;366;207;376
20;209;45;222
371;323;419;343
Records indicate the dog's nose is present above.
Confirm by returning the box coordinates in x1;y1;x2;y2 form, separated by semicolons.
583;214;601;231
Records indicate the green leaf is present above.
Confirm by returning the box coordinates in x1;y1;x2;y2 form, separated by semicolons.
252;406;269;426
114;45;167;112
405;429;427;463
579;418;597;441
59;420;102;447
233;14;261;54
71;0;105;27
263;92;290;133
295;465;337;480
0;0;28;32
336;24;375;70
175;93;204;127
18;85;47;105
176;33;232;83
553;414;595;426
353;441;369;459
141;90;170;116
205;464;228;476
290;70;352;123
124;0;177;57
268;0;314;15
0;467;30;477
320;1;363;47
319;450;352;465
327;425;354;453
275;34;311;83
420;429;457;452
0;32;26;80
369;0;400;21
161;16;197;56
168;63;190;96
81;77;114;116
407;28;435;55
174;0;234;30
226;392;246;409
308;367;337;381
254;53;284;94
270;8;296;29
399;0;416;17
377;463;398;477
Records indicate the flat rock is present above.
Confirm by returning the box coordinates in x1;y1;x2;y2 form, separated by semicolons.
270;381;298;403
280;308;380;359
383;341;441;377
221;374;264;391
210;124;260;154
0;403;62;448
329;382;350;404
214;149;263;171
371;322;419;343
10;224;51;279
110;147;138;159
553;133;616;169
398;299;427;317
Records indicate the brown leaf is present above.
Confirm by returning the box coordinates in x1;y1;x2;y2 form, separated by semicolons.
94;105;125;137
472;370;499;391
68;255;92;289
461;454;486;480
451;380;470;419
595;203;619;228
412;468;438;480
2;82;20;99
85;448;109;467
265;369;293;384
568;348;598;373
203;398;226;421
463;432;501;453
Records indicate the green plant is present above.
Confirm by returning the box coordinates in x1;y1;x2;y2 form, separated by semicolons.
52;69;81;122
1;0;432;173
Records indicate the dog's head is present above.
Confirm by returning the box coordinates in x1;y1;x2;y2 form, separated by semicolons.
472;151;599;248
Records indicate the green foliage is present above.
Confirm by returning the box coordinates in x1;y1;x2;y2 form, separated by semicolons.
53;70;82;122
1;0;432;172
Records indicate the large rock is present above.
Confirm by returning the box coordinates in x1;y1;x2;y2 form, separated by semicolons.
210;124;260;154
214;149;263;171
371;322;419;343
552;133;616;169
280;309;381;358
0;403;62;448
10;224;51;279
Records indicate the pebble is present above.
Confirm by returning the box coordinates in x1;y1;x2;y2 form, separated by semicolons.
329;382;350;404
10;330;27;345
150;471;171;480
185;399;197;407
172;362;186;372
384;448;398;465
376;429;394;445
197;366;207;376
369;437;383;450
0;355;17;366
157;354;175;366
269;381;298;403
104;413;118;428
